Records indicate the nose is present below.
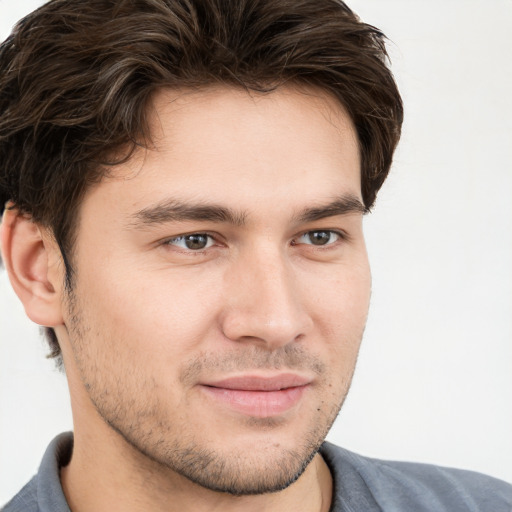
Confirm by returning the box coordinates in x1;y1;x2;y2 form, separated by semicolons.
220;248;313;350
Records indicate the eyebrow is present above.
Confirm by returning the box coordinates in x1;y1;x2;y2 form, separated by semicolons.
129;199;247;228
296;194;368;223
129;193;367;230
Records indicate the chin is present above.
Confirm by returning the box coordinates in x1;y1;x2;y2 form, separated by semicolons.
170;441;322;496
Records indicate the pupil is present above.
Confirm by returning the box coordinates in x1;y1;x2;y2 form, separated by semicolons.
310;231;330;245
185;234;207;250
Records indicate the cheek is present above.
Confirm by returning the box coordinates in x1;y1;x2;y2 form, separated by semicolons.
310;261;371;323
80;262;224;358
307;262;371;360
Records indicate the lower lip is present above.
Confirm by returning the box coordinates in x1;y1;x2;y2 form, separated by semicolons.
200;385;308;417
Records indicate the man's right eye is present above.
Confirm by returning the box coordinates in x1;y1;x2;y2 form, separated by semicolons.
166;233;215;251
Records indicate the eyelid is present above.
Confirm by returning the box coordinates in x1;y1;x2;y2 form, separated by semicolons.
162;231;219;251
293;228;348;245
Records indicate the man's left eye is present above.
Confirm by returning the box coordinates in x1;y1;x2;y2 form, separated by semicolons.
167;233;215;250
295;230;342;246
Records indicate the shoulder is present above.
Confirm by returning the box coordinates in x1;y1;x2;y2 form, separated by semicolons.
1;433;73;512
1;478;39;512
320;442;512;512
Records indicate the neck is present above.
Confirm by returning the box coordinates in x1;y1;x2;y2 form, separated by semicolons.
60;424;333;512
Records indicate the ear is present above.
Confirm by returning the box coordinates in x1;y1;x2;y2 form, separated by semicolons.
1;207;64;327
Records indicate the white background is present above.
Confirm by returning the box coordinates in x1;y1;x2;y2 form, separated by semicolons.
1;0;511;504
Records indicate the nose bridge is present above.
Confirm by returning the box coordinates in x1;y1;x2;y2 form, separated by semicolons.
222;243;311;348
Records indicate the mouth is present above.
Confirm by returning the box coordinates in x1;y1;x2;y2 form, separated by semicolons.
199;374;312;418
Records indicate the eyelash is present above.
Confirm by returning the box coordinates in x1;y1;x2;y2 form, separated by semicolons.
291;230;345;247
164;233;217;251
163;229;346;252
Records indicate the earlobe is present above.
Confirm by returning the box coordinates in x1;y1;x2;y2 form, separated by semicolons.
1;208;64;327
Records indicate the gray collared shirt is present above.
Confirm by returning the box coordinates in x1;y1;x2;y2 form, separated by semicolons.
2;433;512;511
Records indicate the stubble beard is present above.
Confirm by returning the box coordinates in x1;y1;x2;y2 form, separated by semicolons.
65;289;359;496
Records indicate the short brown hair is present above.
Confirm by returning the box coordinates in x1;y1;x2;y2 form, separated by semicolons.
0;0;403;359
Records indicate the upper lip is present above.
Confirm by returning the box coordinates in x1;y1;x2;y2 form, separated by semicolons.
200;373;312;391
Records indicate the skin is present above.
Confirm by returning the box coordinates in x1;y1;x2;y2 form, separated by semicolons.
1;85;371;512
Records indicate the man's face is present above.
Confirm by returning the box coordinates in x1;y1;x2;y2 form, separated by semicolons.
57;86;371;494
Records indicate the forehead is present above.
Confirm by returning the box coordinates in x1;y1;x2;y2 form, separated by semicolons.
86;85;362;221
146;85;359;172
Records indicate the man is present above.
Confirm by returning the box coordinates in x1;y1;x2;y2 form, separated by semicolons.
0;0;510;510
